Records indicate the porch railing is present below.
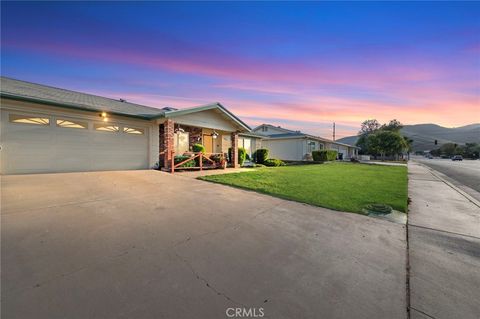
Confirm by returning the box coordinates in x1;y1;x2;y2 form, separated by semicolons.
161;150;227;173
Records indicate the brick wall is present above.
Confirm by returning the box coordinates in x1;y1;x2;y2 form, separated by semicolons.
231;132;239;168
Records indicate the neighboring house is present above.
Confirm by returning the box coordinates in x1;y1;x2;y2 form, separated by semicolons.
0;77;250;174
253;124;359;161
238;132;263;159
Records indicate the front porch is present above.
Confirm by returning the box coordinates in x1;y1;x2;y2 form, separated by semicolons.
156;104;251;173
159;121;240;172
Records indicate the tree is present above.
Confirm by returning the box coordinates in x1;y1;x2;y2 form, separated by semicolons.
359;119;381;135
367;131;408;160
464;143;480;159
438;143;458;157
381;119;403;132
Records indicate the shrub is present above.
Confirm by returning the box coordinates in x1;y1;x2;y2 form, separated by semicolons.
192;143;206;153
228;147;247;166
312;150;338;161
264;158;286;167
255;148;269;164
192;144;206;166
174;155;195;168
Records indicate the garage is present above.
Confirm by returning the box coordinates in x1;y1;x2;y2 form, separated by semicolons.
1;109;151;174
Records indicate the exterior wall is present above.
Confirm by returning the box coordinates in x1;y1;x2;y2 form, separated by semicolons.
149;124;159;168
168;109;239;132
1;98;155;174
261;138;305;161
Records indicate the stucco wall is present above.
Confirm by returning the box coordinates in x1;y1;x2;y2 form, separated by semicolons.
261;138;305;161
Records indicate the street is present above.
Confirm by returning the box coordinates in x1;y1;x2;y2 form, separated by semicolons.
414;157;480;200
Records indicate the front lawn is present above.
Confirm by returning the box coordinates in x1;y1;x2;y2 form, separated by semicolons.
199;163;408;214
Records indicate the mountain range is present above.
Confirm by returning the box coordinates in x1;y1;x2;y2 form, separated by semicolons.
337;123;480;151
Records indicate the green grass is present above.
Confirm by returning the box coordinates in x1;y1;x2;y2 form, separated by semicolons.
199;163;408;214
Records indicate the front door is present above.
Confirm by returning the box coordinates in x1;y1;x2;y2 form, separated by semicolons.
203;135;213;153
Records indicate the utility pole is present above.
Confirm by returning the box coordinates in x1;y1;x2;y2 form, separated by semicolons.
333;122;336;142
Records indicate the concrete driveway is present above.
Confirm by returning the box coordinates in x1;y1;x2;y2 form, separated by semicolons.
2;170;407;319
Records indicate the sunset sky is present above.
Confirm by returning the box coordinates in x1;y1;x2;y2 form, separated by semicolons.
2;2;479;138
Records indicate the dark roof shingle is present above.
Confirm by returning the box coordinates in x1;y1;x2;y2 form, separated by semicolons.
0;77;166;119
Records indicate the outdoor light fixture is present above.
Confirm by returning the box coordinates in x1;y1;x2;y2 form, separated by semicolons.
100;112;108;122
174;124;185;133
211;131;219;139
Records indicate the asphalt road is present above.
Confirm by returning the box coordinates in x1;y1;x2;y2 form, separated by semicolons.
414;156;480;198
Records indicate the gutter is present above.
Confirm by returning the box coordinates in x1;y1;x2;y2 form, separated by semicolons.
0;93;157;121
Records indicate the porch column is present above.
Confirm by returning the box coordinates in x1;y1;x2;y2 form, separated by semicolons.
231;132;239;168
163;119;175;169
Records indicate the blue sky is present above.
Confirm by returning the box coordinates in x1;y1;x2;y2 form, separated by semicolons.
2;1;479;137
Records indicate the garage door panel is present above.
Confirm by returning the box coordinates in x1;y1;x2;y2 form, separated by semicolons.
1;111;150;174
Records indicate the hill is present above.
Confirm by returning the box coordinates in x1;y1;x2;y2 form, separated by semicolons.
337;123;480;151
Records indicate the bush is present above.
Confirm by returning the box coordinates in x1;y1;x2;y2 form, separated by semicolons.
264;158;286;167
255;148;269;164
192;143;206;153
312;150;338;161
192;144;206;166
228;147;247;166
174;155;195;168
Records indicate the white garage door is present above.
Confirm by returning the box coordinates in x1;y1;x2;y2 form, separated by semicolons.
1;111;150;174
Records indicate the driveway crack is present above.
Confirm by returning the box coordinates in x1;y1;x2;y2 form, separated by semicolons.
410;306;436;319
174;251;247;307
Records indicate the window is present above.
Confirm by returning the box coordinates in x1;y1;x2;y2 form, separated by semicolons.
262;126;268;132
123;127;144;135
9;114;49;125
174;132;189;154
94;123;119;132
307;141;317;153
56;119;87;129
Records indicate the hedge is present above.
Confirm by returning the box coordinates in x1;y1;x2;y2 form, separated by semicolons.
255;148;269;164
264;158;286;167
312;150;338;161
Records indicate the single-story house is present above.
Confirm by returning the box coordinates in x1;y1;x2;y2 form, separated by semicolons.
0;77;250;174
238;132;264;159
253;124;359;161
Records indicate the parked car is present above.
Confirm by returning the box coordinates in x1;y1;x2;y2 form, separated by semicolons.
425;154;433;159
451;155;463;161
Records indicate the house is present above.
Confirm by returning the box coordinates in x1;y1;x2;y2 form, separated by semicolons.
238;132;264;160
253;124;359;161
0;77;250;174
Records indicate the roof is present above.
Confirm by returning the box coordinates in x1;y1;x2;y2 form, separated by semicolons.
0;77;251;131
253;123;296;133
158;102;251;131
260;126;359;148
0;77;167;119
239;132;265;138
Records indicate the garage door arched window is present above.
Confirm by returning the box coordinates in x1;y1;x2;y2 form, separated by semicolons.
94;123;119;132
123;127;144;135
56;119;88;129
9;114;50;126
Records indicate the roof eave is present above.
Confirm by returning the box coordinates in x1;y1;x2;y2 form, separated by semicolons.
153;102;251;132
0;93;155;120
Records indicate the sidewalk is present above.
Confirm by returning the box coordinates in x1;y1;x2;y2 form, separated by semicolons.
407;162;480;319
